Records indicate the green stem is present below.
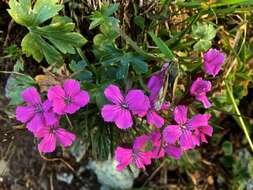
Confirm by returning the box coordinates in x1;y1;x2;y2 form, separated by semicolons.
225;81;253;152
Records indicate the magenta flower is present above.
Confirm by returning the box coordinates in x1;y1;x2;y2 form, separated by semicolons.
16;87;58;133
115;135;152;171
47;79;89;115
203;48;225;77
101;85;150;129
35;122;76;153
163;105;210;150
191;114;213;146
190;77;212;108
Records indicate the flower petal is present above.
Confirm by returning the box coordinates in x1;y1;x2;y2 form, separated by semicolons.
187;114;211;129
21;87;41;105
65;103;80;114
147;110;164;128
204;48;225;77
38;134;56;153
52;99;66;115
133;135;149;150
115;109;133;129
43;111;58;126
165;144;182;159
180;130;195;150
126;90;150;117
163;125;181;144
56;128;76;147
173;105;188;125
104;84;124;105
26;114;44;133
16;105;35;123
196;95;212;108
63;79;81;96
101;104;122;122
115;147;133;171
47;85;65;101
135;151;152;169
73;90;90;107
35;125;50;138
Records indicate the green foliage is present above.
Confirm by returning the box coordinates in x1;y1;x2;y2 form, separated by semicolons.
5;74;35;105
8;0;87;65
69;60;92;81
148;32;174;60
192;22;216;51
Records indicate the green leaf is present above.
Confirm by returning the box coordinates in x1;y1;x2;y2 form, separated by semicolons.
69;60;92;81
5;74;35;105
193;39;212;51
148;32;174;60
192;22;216;51
133;16;145;30
8;0;63;27
8;0;86;65
222;141;233;156
129;56;148;74
21;33;64;64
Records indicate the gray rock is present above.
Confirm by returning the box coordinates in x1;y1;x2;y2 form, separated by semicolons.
56;172;74;184
87;159;139;190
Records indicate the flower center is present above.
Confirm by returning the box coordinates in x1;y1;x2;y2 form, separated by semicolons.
121;103;128;109
34;104;43;113
180;125;187;130
64;95;72;105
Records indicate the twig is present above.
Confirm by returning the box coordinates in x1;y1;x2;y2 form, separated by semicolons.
225;81;253;152
39;152;75;172
142;160;166;187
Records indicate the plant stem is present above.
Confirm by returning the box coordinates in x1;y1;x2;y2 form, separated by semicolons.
65;114;74;130
225;81;253;152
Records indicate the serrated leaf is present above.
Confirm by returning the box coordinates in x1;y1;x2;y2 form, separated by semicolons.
32;18;87;54
21;33;64;64
149;32;174;60
8;0;86;65
8;0;63;27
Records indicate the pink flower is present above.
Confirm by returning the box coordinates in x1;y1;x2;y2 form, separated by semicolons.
190;77;212;108
16;87;58;133
35;122;76;153
115;135;152;171
191;114;213;146
203;48;225;77
101;85;150;129
47;79;89;115
163;105;210;150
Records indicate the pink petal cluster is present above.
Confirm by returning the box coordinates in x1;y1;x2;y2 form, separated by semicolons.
204;48;225;77
101;84;150;129
48;79;89;115
190;77;212;108
163;105;212;151
15;79;89;153
115;135;153;170
16;87;58;133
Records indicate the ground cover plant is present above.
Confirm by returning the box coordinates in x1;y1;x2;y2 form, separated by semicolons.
0;0;253;189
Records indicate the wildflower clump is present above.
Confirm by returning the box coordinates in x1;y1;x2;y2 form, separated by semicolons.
15;47;225;169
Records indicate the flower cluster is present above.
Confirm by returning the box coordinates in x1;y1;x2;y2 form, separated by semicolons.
107;48;225;171
15;48;224;171
16;79;89;153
